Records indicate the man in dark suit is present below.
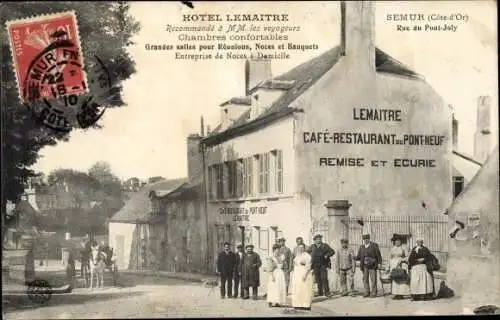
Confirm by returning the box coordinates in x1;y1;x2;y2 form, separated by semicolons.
277;237;293;295
216;242;237;299
355;234;383;298
310;234;335;297
241;244;262;300
233;243;244;298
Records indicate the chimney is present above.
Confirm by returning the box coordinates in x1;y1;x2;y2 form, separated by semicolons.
221;108;229;129
341;1;376;75
187;134;203;183
245;59;272;95
250;94;260;119
452;113;458;150
474;95;491;163
207;125;211;135
200;116;205;137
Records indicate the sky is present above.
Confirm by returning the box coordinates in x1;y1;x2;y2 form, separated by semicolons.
32;1;498;181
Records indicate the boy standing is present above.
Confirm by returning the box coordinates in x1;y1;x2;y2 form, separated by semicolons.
335;239;356;296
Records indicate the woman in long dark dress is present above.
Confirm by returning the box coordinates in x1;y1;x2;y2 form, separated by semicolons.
408;236;435;301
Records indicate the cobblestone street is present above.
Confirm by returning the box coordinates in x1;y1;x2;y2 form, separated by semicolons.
3;272;466;319
3;274;329;319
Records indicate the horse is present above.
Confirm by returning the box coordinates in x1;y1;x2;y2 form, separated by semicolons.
89;243;107;290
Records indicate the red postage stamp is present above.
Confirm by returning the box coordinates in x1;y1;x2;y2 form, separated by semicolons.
6;11;88;103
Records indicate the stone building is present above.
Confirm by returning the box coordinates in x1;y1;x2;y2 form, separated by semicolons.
108;133;206;272
202;0;455;280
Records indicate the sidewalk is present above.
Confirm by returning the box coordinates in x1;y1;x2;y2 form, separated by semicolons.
312;293;463;316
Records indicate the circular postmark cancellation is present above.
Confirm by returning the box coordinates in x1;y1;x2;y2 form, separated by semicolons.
26;278;53;304
22;32;112;132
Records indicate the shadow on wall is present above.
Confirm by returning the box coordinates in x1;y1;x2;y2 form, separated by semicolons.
128;227;139;270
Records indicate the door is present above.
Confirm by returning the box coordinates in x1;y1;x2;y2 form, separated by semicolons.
115;234;125;270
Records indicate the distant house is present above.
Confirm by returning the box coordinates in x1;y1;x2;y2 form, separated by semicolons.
4;199;39;250
109;131;207;272
108;178;188;270
149;182;205;273
4;181;43;250
446;145;499;308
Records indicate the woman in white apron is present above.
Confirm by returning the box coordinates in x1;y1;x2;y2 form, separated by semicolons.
267;244;287;307
291;243;314;310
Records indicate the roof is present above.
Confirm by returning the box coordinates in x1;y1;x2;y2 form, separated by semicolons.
204;46;422;147
220;96;252;107
151;181;202;200
453;150;482;166
109;178;187;223
452;150;482;182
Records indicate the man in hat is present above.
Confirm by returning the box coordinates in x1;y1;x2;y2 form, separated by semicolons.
292;237;310;259
310;234;335;297
233;243;244;298
241;244;262;300
277;237;293;295
336;238;356;296
216;242;237;299
355;234;382;298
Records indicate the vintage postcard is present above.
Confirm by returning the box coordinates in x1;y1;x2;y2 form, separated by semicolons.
1;1;498;318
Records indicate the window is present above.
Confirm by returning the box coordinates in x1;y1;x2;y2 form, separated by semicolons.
244;228;252;246
258;153;270;194
216;224;225;251
225;224;233;244
453;176;464;199
277;230;283;240
236;160;244;198
243;157;253;196
182;203;188;220
259;228;269;256
273;150;283;193
170;202;178;219
194;201;201;219
270;227;279;245
216;164;224;199
208;166;213;200
227;161;237;198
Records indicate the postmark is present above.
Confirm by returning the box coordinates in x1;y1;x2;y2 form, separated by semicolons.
25;52;112;132
6;11;113;132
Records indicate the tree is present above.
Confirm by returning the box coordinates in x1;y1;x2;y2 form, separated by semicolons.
88;161;122;200
88;161;120;185
0;2;139;241
36;169;101;234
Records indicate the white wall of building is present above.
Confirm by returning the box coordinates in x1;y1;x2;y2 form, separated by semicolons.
293;56;452;219
108;222;136;270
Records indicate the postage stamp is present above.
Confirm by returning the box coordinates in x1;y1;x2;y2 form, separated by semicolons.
6;11;88;103
6;11;112;132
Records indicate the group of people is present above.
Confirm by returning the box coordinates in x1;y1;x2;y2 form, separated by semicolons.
388;234;439;301
216;233;438;311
